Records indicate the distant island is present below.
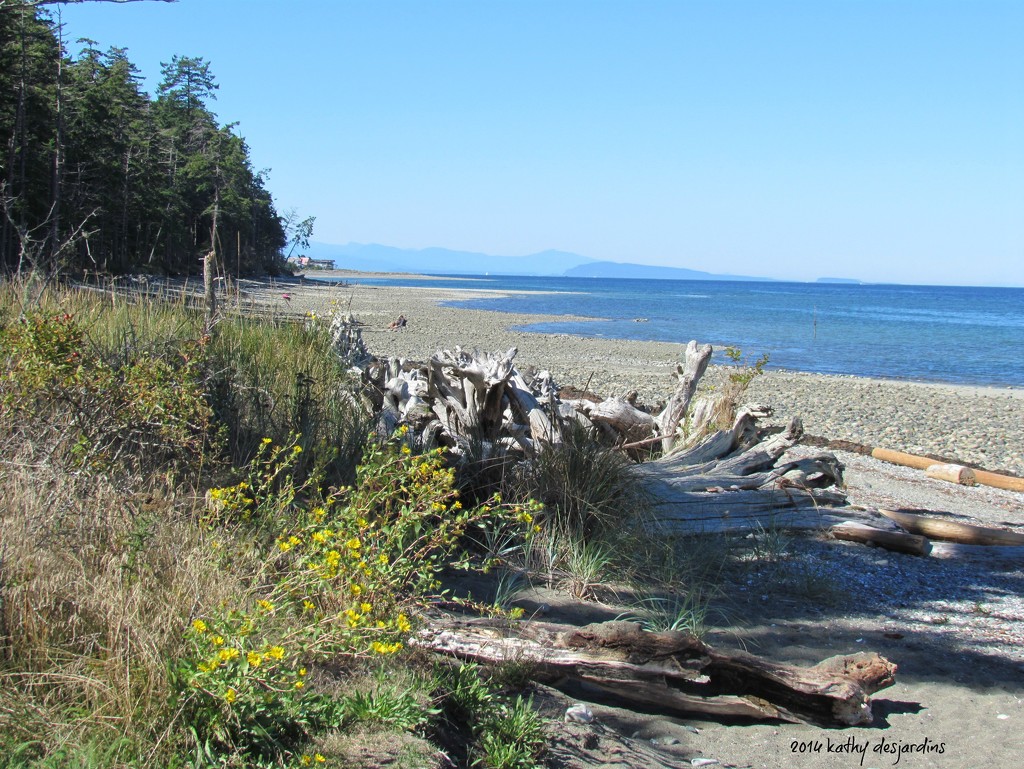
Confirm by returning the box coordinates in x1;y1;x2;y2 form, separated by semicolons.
816;277;865;285
305;242;774;282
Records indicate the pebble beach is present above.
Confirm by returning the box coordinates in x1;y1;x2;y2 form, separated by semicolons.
252;272;1024;478
241;272;1024;769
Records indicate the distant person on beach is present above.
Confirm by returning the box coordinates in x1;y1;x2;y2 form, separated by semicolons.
387;314;407;331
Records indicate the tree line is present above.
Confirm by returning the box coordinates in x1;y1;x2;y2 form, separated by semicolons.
1;0;293;277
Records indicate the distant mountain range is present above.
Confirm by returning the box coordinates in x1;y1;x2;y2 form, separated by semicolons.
305;242;775;281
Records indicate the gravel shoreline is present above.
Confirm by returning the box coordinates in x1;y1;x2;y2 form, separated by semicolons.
251;272;1023;769
258;273;1024;478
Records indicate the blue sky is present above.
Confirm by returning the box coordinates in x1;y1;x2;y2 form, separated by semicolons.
57;0;1024;286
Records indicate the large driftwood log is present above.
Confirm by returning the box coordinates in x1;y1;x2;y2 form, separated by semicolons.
879;509;1024;547
413;619;896;727
927;542;1024;566
348;341;854;534
631;415;852;534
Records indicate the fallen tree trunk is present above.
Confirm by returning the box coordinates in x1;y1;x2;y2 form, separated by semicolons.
644;489;880;535
927;542;1024;566
632;415;853;534
870;447;1024;492
413;618;896;727
829;521;932;556
878;509;1024;547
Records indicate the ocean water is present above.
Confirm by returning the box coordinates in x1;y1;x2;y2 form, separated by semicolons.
335;275;1024;387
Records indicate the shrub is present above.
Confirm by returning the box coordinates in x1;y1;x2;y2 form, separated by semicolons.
1;310;219;481
177;431;531;760
511;421;648;540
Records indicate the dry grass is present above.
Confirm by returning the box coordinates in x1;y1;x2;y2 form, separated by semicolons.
0;455;250;763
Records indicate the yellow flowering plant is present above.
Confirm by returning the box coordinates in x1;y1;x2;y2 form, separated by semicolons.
178;429;539;759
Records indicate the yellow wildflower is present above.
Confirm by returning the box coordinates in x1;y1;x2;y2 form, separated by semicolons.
267;646;286;660
350;583;362;597
295;679;305;689
303;600;316;612
247;651;262;668
212;635;224;646
191;619;208;633
261;437;272;445
360;602;372;614
256;599;275;612
396;614;412;633
225;688;237;704
218;647;240;662
345;537;361;551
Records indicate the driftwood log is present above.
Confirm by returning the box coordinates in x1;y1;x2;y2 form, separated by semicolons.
829;521;932;556
413;618;896;727
878;509;1024;547
333;333;858;536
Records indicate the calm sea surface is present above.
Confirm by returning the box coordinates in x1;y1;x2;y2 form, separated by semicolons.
334;275;1024;387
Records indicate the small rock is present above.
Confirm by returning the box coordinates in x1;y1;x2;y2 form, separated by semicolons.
565;703;594;723
691;759;720;767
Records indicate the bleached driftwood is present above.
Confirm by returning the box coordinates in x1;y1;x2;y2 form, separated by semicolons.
657;340;714;453
344;340;856;535
924;463;976;486
574;394;657;443
829;521;932;556
413;618;896;727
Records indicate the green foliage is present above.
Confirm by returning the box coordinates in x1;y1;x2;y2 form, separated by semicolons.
177;431;532;761
515;420;648;539
723;345;770;387
338;668;435;732
205;313;371;483
1;4;286;276
0;309;219;479
435;664;546;769
473;695;546;769
616;592;712;637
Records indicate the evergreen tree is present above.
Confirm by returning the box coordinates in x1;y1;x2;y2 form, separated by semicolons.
0;1;286;276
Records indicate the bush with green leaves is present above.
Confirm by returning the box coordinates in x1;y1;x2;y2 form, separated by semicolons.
1;309;219;479
177;430;535;761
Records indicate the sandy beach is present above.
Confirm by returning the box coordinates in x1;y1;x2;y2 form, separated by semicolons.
237;272;1024;769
